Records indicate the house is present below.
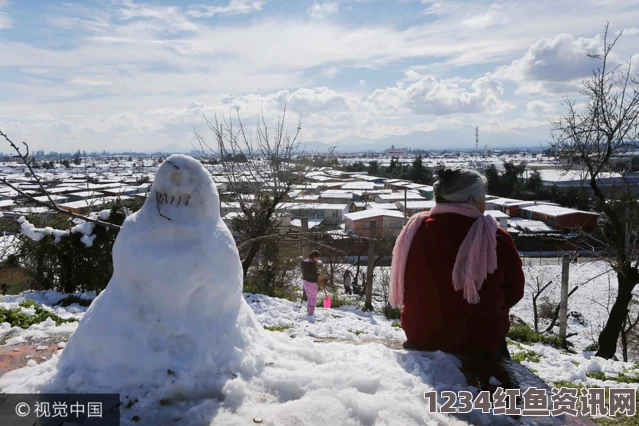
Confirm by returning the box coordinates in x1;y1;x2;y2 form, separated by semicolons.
395;200;436;216
319;191;356;204
278;203;349;225
344;209;406;238
519;204;598;232
365;202;400;211
341;181;378;191
375;192;424;204
58;197;131;215
537;169;625;188
485;210;509;229
31;195;70;205
0;200;15;211
508;218;557;234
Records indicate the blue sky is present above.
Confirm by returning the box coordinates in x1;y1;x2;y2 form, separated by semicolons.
0;0;638;152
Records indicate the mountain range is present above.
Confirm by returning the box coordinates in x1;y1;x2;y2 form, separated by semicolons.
151;124;551;154
297;125;551;153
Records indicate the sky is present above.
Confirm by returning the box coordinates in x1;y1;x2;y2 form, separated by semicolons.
0;0;638;153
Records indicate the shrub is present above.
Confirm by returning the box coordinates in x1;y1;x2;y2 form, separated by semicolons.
0;300;77;328
263;325;291;332
507;322;563;348
53;296;93;307
586;371;607;381
511;350;541;363
383;304;401;320
16;198;143;294
585;342;599;352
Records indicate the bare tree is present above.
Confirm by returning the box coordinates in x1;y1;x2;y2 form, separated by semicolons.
0;131;120;231
530;276;554;333
551;24;639;358
195;108;303;277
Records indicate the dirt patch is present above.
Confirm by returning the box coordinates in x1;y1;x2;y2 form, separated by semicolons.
0;344;61;375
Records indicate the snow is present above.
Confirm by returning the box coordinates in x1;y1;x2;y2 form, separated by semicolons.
18;216;97;247
511;259;627;353
344;209;405;221
519;204;597;218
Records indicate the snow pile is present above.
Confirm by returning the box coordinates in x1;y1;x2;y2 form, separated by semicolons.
508;340;639;390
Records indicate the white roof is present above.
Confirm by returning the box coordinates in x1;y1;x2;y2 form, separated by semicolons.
344;209;405;221
290;218;324;229
32;195;69;202
485;210;509;219
341;182;377;190
320;192;355;200
365;202;399;211
396;200;436;209
376;193;424;201
509;218;556;233
520;204;598;217
538;169;623;183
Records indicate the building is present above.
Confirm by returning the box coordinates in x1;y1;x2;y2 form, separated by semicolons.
279;203;349;225
519;204;598;232
395;200;436;216
375;192;425;204
485;210;509;229
385;145;406;157
344;209;406;238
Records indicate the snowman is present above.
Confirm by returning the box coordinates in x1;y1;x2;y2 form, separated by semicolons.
51;155;263;398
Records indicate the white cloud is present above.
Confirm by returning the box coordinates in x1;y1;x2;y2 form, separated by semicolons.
461;5;506;30
0;0;11;29
526;100;556;116
186;0;265;18
498;33;611;94
403;70;423;82
368;73;512;115
622;27;639;36
307;1;339;18
421;1;459;16
359;79;366;85
322;66;340;77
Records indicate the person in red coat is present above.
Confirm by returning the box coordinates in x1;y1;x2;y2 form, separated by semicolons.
390;168;525;358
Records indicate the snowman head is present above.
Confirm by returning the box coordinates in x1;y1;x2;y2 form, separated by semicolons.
143;154;220;225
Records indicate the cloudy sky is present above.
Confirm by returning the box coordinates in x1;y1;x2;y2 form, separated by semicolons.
0;0;638;153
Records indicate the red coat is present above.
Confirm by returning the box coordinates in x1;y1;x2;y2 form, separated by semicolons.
401;213;525;356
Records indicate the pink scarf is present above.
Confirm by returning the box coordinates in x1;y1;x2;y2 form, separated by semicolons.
389;203;498;307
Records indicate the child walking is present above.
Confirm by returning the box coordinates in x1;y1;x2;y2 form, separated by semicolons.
301;250;324;317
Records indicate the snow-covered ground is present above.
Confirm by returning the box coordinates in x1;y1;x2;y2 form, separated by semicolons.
512;259;636;354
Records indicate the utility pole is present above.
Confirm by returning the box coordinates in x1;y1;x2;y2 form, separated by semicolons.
403;187;407;223
559;254;570;344
364;221;376;311
301;217;309;302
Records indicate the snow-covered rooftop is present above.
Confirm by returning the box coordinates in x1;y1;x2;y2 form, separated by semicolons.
485;210;509;219
520;204;598;217
344;209;405;221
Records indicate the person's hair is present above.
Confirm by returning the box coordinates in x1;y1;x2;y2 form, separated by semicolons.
308;250;321;259
433;167;486;204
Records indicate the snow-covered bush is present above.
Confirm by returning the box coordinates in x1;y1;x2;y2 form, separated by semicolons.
15;198;143;294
